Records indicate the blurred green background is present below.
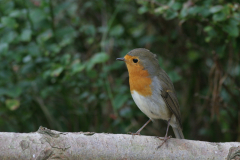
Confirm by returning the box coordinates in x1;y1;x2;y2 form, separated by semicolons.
0;0;239;142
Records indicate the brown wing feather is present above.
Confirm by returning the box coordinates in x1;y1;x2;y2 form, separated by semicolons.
157;69;182;128
161;90;182;128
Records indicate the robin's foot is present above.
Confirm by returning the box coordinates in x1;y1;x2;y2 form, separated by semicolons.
157;135;172;149
127;131;141;136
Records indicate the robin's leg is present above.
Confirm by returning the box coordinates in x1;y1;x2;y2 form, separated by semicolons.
157;119;172;149
129;119;152;135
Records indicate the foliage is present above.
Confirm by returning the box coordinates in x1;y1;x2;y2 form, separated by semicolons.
0;0;239;142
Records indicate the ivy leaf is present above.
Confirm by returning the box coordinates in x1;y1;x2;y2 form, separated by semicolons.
29;9;46;24
222;24;239;37
164;10;178;20
110;25;124;36
71;60;85;74
0;43;9;54
51;67;64;77
210;5;223;13
168;71;182;83
213;12;226;22
20;29;32;42
1;17;18;28
6;99;20;111
138;6;148;14
113;94;129;110
86;52;109;70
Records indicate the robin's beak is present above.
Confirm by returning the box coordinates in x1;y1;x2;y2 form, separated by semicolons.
116;57;125;61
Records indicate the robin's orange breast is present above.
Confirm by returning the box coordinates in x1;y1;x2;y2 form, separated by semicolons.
129;73;152;96
124;58;152;96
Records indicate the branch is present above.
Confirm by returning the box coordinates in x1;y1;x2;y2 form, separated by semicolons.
0;126;239;159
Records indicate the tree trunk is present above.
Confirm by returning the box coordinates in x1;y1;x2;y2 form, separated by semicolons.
0;126;239;160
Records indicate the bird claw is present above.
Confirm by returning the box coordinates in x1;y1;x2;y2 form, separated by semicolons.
128;132;141;137
157;135;172;149
128;132;141;138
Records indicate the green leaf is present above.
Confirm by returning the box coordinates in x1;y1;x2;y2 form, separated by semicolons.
9;10;26;18
71;60;85;74
204;26;217;41
1;31;18;43
154;6;168;14
87;70;97;79
138;6;148;14
164;10;178;20
86;37;94;45
188;6;201;15
110;25;124;36
59;37;72;47
180;7;188;18
37;30;53;44
86;52;109;70
171;2;182;11
6;99;20;111
113;94;129;110
61;54;71;65
188;50;200;62
229;18;239;26
48;44;61;54
1;17;18;28
56;26;76;39
213;12;226;22
23;55;32;63
79;25;96;36
168;71;182;83
20;29;32;42
51;67;64;77
119;107;132;118
205;36;211;43
27;42;40;56
204;26;213;32
222;24;239;37
210;5;223;13
0;86;22;98
72;63;85;74
198;6;211;17
0;43;9;55
233;13;240;21
216;45;226;58
29;9;46;24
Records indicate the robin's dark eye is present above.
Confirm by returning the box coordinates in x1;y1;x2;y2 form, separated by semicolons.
133;59;138;63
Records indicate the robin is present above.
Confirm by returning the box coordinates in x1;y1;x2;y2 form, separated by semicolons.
117;48;184;147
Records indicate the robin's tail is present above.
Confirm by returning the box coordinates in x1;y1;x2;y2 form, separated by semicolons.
172;127;184;139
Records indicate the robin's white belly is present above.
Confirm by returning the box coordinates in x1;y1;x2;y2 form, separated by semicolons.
131;90;170;121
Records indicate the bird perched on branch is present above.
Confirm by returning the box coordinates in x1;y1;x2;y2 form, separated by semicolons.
117;48;184;147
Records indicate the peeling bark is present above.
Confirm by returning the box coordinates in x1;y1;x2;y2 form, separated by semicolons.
0;126;239;160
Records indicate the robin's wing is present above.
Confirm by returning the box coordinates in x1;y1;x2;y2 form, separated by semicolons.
157;70;182;128
161;90;182;128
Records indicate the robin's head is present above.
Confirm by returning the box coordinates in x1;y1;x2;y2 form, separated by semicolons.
117;48;160;77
